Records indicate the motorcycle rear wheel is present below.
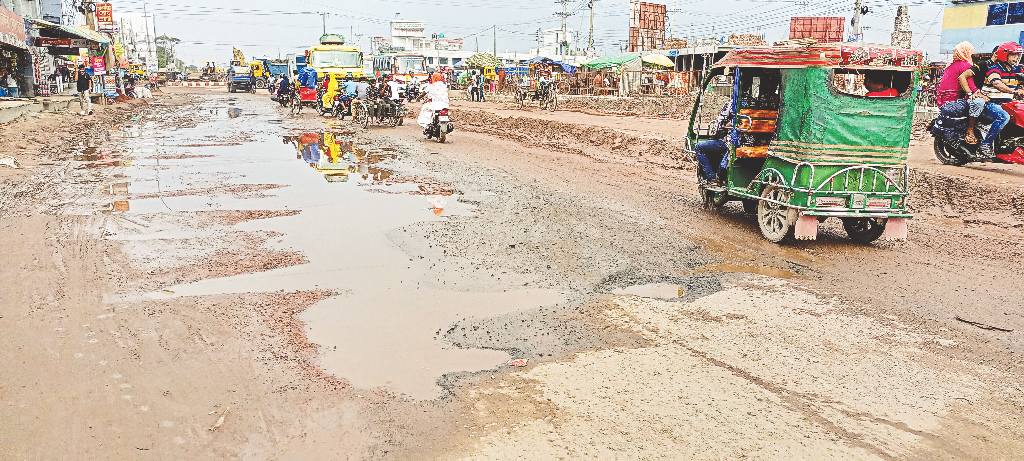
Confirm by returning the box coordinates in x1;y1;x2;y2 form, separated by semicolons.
933;137;970;166
438;130;446;143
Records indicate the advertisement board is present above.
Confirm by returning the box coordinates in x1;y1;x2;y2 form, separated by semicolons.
0;6;27;49
92;56;106;75
37;37;88;48
95;3;115;31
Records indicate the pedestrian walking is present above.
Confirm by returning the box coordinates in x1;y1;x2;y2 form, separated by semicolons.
469;70;479;102
478;72;487;102
5;72;19;98
76;64;93;115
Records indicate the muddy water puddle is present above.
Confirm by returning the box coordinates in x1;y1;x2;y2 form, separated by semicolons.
691;263;796;279
100;114;562;398
612;283;686;299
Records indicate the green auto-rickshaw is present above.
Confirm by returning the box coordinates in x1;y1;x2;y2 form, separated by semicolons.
687;43;922;243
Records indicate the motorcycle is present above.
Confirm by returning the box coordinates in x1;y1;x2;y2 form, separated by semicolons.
424;108;453;143
403;82;421;101
931;98;1024;166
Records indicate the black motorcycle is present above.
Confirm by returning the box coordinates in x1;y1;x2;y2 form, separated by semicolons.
930;99;1024;166
424;108;453;143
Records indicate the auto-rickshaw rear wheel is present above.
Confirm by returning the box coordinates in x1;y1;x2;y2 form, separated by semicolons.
757;186;794;243
842;217;886;243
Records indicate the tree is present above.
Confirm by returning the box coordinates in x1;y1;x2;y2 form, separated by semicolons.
155;34;181;69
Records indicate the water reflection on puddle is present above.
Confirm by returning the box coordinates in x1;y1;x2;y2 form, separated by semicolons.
283;132;395;182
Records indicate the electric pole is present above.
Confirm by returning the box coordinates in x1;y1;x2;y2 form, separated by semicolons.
319;12;328;35
555;0;570;56
851;0;863;41
588;0;595;52
493;25;497;56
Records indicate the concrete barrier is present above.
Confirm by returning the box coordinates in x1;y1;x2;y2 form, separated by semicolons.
0;96;77;124
167;81;226;87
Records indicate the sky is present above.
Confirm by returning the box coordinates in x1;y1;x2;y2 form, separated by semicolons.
110;0;948;66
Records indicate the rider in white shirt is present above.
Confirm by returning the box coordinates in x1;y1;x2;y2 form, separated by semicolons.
418;73;449;127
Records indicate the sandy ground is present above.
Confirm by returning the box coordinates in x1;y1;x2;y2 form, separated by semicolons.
1;87;1022;460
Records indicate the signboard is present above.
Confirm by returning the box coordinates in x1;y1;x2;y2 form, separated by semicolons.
92;56;106;75
95;3;115;31
628;1;666;52
37;37;88;48
0;6;27;49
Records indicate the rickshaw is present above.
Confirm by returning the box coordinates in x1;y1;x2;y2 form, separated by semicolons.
687;43;921;243
515;76;558;111
289;86;318;115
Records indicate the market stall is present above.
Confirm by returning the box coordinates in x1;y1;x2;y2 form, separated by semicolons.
0;6;29;98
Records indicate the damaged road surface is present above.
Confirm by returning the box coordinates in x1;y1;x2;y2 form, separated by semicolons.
2;88;1023;460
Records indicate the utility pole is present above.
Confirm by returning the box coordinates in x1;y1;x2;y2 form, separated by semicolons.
318;12;328;35
588;0;595;52
493;25;496;56
537;28;541;56
851;0;864;41
555;0;570;56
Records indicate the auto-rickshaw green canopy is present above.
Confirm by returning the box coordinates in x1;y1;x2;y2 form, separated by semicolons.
715;43;924;166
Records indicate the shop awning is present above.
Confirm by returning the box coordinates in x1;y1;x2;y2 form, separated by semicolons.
30;18;111;44
581;54;641;71
642;54;675;68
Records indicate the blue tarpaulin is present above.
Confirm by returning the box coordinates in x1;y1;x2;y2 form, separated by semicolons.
298;66;318;87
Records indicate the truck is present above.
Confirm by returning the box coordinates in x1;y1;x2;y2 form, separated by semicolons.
304;34;364;114
226;62;254;93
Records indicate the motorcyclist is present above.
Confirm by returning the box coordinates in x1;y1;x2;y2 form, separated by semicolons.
354;76;370;101
958;42;1022;159
276;73;290;99
379;74;398;113
418;73;449;129
340;77;358;106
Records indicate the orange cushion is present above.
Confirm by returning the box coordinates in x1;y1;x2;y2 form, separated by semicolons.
735;146;768;158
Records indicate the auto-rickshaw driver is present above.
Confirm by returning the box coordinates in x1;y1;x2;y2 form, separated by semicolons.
695;68;782;187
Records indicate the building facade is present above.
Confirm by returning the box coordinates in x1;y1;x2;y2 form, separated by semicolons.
940;0;1024;54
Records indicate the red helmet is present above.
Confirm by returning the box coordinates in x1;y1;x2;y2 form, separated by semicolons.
995;41;1024;62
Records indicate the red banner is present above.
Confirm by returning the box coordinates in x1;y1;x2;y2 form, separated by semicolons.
37;37;88;48
95;3;114;29
0;6;27;50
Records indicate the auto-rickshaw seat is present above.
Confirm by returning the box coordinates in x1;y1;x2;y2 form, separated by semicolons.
738;109;778;134
735;146;769;158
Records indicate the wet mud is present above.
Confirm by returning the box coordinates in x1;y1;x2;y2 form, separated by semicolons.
5;88;1024;460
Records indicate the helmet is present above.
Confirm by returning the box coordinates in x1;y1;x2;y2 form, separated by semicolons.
995;41;1023;62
